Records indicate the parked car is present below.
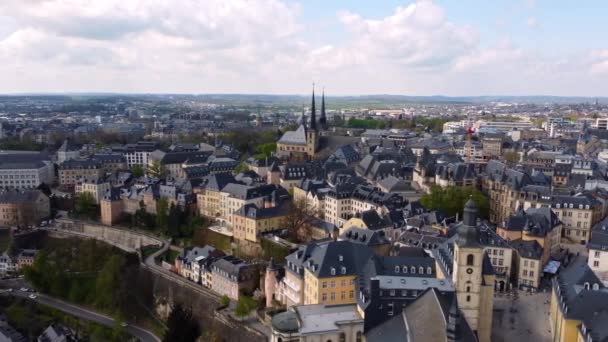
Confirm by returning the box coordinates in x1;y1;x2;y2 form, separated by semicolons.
29;294;37;299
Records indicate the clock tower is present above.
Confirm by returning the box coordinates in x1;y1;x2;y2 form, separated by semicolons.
452;198;494;342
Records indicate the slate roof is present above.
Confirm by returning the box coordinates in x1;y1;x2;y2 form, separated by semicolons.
436;162;477;182
588;218;608;251
510;239;543;259
553;259;608;325
503;207;561;237
296;240;373;279
58;139;79;152
201;174;237;191
59;159;101;169
0;152;50;170
338;227;390;247
278;124;307;145
0;190;46;204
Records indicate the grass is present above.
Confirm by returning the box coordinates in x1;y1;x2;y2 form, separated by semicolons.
154;249;180;264
0;229;11;253
141;246;161;260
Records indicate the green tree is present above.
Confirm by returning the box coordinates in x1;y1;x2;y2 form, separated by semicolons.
147;160;166;178
254;142;276;158
163;304;201;342
156;198;169;232
131;164;145;177
420;186;489;219
167;203;182;238
220;295;230;307
94;255;126;310
74;192;98;220
233;162;249;175
235;295;258;320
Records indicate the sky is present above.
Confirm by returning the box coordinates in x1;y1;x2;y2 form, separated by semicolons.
0;0;607;96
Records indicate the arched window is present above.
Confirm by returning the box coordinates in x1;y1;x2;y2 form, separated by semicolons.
427;267;432;275
593;283;600;290
466;286;471;293
356;331;362;342
466;254;475;266
339;333;346;342
278;339;283;342
419;266;424;274
584;282;590;290
411;266;416;274
395;266;400;273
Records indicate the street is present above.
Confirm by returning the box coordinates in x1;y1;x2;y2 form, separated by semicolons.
0;283;161;342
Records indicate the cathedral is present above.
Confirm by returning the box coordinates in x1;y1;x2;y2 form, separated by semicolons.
276;85;327;159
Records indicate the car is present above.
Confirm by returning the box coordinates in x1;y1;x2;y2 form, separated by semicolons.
20;287;28;292
120;323;128;328
7;288;12;292
29;294;37;299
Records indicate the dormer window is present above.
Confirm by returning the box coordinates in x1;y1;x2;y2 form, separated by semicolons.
592;283;600;290
419;267;424;274
395;266;400;273
331;267;336;276
584;282;590;290
341;267;346;274
411;266;416;274
338;255;343;262
427;267;432;275
403;266;408;273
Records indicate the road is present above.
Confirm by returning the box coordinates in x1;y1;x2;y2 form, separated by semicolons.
141;240;220;301
1;289;161;342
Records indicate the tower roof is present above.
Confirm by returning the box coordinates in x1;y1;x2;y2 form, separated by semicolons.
457;197;480;247
310;83;317;131
319;87;327;129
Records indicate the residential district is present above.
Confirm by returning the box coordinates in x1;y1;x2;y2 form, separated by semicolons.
0;92;608;342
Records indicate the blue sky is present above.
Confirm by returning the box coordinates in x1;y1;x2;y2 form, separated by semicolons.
0;0;606;95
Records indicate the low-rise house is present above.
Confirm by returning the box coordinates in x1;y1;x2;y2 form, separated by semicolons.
0;253;16;275
15;249;37;271
37;323;77;342
174;246;224;284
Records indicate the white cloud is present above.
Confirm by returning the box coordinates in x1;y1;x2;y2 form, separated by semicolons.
0;0;605;95
527;16;539;29
326;1;478;69
589;49;608;74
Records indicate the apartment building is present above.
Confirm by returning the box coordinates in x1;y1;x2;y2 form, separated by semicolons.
232;194;289;243
59;160;103;186
91;153;127;173
0;190;50;227
0;152;54;189
75;177;111;204
196;174;236;218
588;219;608;285
123;141;160;168
211;256;259;300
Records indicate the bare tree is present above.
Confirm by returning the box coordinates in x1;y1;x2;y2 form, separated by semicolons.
280;198;316;242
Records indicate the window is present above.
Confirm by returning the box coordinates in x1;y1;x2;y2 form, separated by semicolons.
466;254;475;266
403;266;408;273
341;291;346;300
530;271;534;277
595;251;601;258
356;331;362;342
466;286;471;293
322;293;327;302
411;266;416;274
339;333;346;342
395;266;400;273
331;281;336;288
349;290;354;299
466;295;471;302
330;292;336;301
594;260;600;267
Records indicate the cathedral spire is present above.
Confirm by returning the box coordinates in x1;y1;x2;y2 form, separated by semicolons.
310;83;317;131
319;87;327;130
300;104;306;128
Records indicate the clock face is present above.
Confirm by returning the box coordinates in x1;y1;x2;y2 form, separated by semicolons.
466;268;473;274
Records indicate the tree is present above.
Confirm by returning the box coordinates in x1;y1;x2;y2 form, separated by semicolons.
503;151;520;166
167;203;182;238
156;198;169;232
75;192;98;220
254;142;276;158
280;199;315;242
235;295;258;320
420;186;489;219
163;304;201;342
147;160;166;178
220;295;230;307
131;164;145;177
233;162;249;175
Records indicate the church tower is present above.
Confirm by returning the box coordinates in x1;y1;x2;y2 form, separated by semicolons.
306;84;319;157
319;87;327;131
452;198;494;342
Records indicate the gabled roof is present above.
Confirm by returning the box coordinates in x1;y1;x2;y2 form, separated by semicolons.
278;124;307;145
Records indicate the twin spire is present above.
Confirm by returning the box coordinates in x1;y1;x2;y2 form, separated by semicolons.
304;83;327;131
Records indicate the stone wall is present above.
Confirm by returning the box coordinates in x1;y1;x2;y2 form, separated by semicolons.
145;267;266;342
55;219;163;252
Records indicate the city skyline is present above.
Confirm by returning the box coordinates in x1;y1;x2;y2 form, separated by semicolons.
0;0;607;96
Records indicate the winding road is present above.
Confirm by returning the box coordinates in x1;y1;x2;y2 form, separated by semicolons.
1;289;161;342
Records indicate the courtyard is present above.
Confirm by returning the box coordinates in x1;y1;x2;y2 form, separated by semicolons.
491;289;552;342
